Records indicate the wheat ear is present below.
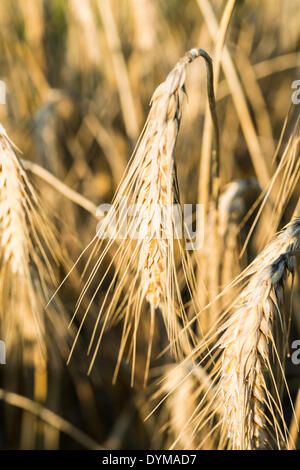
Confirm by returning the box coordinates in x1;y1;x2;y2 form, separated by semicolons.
68;48;218;384
0;124;67;365
217;218;300;449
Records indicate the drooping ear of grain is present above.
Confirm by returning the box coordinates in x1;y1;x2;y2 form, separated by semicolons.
70;49;218;385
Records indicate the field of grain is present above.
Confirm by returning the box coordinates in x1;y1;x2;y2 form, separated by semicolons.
0;0;299;451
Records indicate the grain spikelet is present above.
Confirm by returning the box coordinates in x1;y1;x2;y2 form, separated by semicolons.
150;362;219;450
219;179;258;299
217;218;300;449
161;219;300;450
196;178;258;332
0;124;65;365
69;48;217;384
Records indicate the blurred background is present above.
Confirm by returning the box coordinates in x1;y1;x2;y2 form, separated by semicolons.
0;0;299;450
